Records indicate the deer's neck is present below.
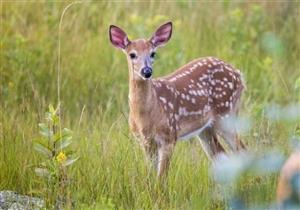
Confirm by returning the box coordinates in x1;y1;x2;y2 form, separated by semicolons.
129;79;156;115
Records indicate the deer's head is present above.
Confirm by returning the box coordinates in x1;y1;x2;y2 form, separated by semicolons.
109;22;172;80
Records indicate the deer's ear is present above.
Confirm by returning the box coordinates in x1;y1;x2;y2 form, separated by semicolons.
150;22;172;47
109;25;131;49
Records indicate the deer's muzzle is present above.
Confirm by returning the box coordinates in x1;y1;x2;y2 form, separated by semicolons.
141;67;152;79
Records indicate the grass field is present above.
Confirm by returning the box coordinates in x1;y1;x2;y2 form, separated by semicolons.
1;1;300;209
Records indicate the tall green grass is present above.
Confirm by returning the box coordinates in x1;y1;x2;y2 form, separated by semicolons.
1;1;300;209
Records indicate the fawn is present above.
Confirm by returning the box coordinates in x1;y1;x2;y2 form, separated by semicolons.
109;22;245;177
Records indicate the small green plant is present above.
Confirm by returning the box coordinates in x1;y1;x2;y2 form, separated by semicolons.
34;104;79;208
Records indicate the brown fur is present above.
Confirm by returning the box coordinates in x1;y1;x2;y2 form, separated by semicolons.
127;56;245;176
110;23;245;177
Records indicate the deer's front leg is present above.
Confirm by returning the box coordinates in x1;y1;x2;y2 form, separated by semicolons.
157;141;175;178
141;138;158;170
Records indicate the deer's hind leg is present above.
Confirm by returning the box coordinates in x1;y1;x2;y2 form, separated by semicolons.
215;115;246;152
214;94;246;152
198;126;226;160
215;124;245;152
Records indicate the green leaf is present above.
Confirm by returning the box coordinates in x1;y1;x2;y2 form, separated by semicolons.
53;128;72;142
34;142;52;157
62;128;72;135
45;112;50;120
55;138;72;150
38;123;48;131
46;104;60;124
39;130;53;138
62;156;79;167
49;104;55;114
38;123;53;138
52;114;59;125
35;167;50;177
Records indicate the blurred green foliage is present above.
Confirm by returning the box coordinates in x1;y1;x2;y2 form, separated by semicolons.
1;1;300;209
212;151;286;209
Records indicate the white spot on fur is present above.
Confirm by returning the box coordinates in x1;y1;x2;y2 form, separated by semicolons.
168;102;174;109
159;97;167;104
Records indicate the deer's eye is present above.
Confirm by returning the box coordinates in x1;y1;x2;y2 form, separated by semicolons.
129;53;137;59
150;52;156;59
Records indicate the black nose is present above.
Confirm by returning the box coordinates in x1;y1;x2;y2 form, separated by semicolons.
141;67;152;79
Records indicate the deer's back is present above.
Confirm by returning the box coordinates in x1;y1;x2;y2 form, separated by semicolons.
154;57;245;116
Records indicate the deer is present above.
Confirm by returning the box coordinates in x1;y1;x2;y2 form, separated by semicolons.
109;22;246;177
